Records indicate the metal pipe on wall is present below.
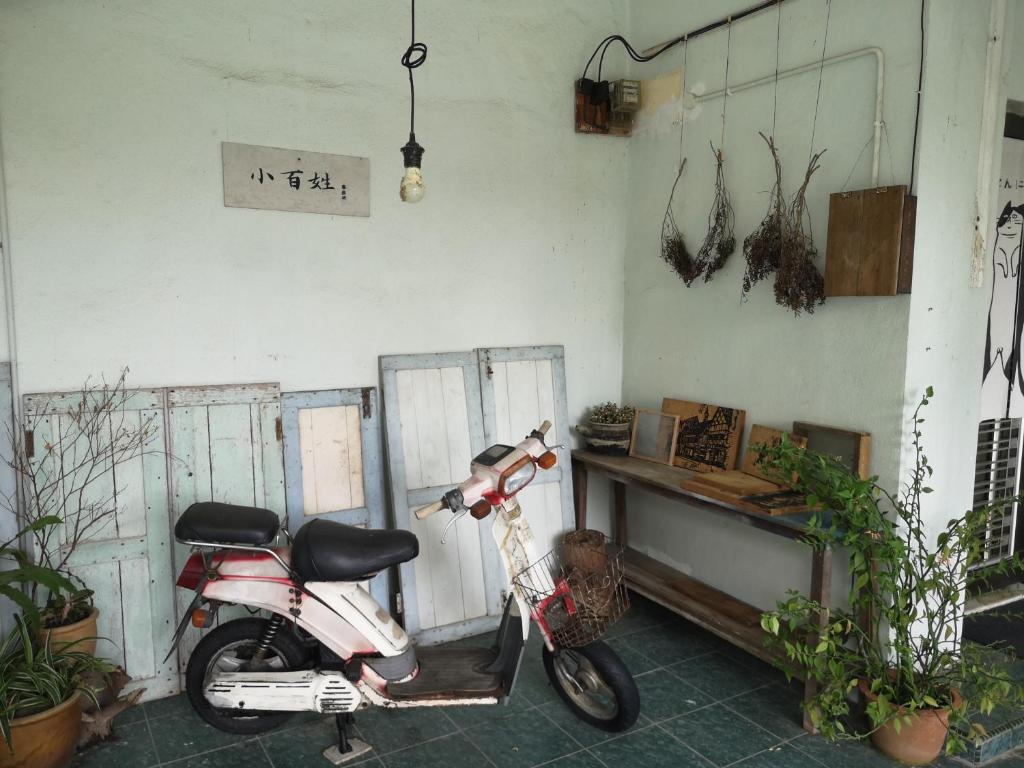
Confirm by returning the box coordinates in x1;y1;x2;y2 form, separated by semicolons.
691;47;886;186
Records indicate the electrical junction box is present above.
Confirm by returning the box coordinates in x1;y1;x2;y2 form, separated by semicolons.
575;78;640;136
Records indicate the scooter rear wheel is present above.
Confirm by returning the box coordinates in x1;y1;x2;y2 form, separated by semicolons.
542;640;640;732
185;617;308;734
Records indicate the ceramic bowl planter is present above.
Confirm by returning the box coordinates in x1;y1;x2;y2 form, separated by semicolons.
860;680;962;765
39;608;99;657
0;694;82;768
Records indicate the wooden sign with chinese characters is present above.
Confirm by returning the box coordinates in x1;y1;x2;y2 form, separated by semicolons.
221;142;370;217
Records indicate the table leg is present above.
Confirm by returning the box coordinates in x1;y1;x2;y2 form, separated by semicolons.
614;481;627;546
572;461;588;530
803;545;832;733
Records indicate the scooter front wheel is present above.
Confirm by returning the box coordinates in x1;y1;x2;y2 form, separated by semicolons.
542;641;639;732
186;617;308;735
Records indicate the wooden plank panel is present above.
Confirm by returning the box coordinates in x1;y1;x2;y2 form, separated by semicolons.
136;408;178;700
506;360;541;446
413;368;453;488
300;406;350;513
395;370;424;490
167;383;279;407
490;361;512;445
120;557;156;680
345;404;365;510
535;359;558;445
439;368;472;488
114;410;148;539
208;403;258;506
74;560;125;668
409;506;438;629
256;401;285;515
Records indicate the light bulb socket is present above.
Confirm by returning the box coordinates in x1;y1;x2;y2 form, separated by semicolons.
401;134;425;169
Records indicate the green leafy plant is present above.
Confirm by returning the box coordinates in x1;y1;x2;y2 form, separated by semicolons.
588;403;635;425
758;388;1024;754
0;519;78;626
0;614;111;748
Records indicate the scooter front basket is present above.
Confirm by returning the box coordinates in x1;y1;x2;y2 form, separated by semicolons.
512;534;628;648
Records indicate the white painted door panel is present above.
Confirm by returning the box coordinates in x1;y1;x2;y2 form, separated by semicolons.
381;353;500;643
478;346;575;550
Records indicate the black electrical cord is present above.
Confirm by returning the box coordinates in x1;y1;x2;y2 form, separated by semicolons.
401;0;427;135
582;0;787;84
908;0;925;193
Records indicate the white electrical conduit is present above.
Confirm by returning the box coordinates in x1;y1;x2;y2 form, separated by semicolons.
690;47;885;186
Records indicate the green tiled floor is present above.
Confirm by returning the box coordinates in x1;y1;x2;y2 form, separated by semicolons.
72;595;983;768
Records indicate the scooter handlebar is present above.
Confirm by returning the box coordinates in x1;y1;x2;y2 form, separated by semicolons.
538;420;552;436
414;500;446;520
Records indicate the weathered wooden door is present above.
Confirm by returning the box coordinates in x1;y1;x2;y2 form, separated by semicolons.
23;388;179;700
477;346;575;553
280;388;388;607
166;383;286;673
380;353;503;643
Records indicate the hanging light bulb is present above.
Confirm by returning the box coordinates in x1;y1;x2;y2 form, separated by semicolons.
400;135;425;203
400;0;427;203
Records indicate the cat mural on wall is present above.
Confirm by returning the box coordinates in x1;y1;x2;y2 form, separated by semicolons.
982;137;1024;420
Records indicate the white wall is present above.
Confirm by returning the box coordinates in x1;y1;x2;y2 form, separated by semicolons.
0;0;628;481
619;0;923;609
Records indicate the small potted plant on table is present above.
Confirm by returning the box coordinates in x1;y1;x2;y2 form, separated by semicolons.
759;389;1024;765
577;402;635;455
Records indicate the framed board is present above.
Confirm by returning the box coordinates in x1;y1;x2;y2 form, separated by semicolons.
792;422;871;479
629;410;680;465
662;398;745;473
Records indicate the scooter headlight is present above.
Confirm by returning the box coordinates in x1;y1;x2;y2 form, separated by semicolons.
498;456;536;497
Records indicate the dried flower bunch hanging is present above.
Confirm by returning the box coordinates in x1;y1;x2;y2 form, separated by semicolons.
742;133;785;294
774;150;827;315
660;160;701;284
695;143;735;283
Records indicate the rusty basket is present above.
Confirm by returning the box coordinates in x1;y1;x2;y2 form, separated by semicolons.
512;532;629;648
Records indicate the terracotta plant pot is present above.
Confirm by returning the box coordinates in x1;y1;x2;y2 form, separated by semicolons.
0;694;82;768
39;608;99;657
859;680;962;766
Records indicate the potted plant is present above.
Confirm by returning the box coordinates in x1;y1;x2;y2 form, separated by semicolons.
10;370;157;654
0;615;110;768
758;389;1024;765
577;402;635;455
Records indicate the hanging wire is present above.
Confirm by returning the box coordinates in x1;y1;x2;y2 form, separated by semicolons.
771;0;782;138
401;0;428;135
807;0;832;163
678;37;689;169
719;20;733;151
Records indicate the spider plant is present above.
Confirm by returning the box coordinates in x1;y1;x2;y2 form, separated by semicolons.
0;614;110;748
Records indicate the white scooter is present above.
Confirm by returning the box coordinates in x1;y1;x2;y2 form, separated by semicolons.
168;421;639;764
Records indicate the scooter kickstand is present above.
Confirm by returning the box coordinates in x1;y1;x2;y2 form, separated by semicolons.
323;713;373;766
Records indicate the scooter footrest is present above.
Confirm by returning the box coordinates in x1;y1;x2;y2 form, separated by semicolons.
388;647;502;701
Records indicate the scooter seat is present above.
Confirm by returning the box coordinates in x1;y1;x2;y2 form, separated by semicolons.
174;502;280;546
291;518;419;582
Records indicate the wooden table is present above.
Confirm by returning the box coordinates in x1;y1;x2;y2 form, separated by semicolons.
571;450;831;732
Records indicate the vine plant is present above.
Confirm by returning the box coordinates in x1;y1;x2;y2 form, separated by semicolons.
758;389;1024;753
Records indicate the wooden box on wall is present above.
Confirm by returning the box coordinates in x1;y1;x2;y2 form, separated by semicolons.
824;185;916;296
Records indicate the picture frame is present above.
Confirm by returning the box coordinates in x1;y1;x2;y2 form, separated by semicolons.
629;409;681;465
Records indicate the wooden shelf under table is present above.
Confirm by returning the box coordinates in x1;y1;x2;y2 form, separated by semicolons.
620;546;778;666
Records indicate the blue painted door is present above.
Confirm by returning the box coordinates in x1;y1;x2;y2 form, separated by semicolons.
280;387;389;607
